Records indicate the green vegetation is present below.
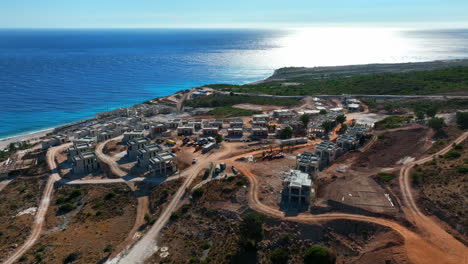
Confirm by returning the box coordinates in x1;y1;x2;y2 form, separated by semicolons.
104;191;116;200
457;166;468;173
202;242;211;250
56;189;84;205
236;179;246;186
207;106;260;118
239;212;265;250
278;126;293;139
319;109;327;115
209;66;468;95
456;111;468;129
374;115;412;129
303;246;334;264
215;133;223;143
103;244;113;252
59;203;77;213
427;117;445;132
0;142;35;162
377;172;393;182
300;114;310;127
269;248;289;264
335;114;346;124
321;121;333;135
192;187;205;200
444;149;461;159
185;94;300;108
170;211;181;221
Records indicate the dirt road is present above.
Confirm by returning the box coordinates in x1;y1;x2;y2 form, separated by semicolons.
0;179;12;192
2;143;71;264
398;131;468;263
110;145;234;264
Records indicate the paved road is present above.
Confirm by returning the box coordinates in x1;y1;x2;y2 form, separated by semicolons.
2;143;71;264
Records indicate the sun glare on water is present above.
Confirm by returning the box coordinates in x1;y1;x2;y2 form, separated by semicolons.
265;27;421;67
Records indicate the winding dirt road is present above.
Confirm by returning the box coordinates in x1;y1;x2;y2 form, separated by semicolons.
233;130;468;264
2;143;71;264
111;146;234;264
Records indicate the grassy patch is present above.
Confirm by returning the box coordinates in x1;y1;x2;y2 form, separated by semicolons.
374;115;412;130
377;172;393;182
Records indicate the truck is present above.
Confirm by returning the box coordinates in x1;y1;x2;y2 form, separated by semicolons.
202;142;215;153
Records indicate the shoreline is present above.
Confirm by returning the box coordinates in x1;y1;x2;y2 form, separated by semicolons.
3;58;468;150
0;127;54;150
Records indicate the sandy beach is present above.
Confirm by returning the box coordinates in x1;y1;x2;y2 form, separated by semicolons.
0;128;53;150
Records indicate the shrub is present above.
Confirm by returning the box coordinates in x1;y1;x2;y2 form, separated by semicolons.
59;203;76;213
444;149;461;159
104;244;113;252
93;201;103;209
202;242;211;250
170;211;181;221
236;179;246;186
269;248;289;264
105;191;116;200
35;253;43;262
240;212;265;243
144;213;151;223
192;188;205;200
63;252;79;264
68;189;83;199
427;117;445;132
457;167;468;173
56;196;67;204
456;111;468;129
19;256;27;262
377;172;393;182
377;134;385;140
303;246;334;264
454;144;463;150
37;245;46;252
278;127;293;139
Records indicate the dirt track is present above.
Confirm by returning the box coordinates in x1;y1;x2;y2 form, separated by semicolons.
234;131;468;264
95;137;151;259
2;143;71;264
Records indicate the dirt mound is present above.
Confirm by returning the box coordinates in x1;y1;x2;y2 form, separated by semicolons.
354;127;431;169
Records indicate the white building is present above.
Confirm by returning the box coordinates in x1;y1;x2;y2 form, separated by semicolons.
282;170;313;206
149;151;177;177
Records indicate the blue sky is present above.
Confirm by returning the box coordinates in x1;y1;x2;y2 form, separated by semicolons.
1;0;468;28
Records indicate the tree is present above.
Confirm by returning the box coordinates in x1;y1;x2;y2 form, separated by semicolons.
278;127;293;139
321;121;333;136
269;248;289;264
415;111;425;120
427;117;445;132
339;123;348;133
319;109;327;115
426;106;438;118
303;246;335;264
456;112;468;129
335;114;346;124
240;212;264;244
300;114;310;128
215;133;223;143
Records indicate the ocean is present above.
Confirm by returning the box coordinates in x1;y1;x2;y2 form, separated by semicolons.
0;28;468;139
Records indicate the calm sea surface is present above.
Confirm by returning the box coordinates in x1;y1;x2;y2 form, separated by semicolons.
0;28;468;138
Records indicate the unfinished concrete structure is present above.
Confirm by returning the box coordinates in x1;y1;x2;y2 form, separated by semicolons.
229;118;244;128
314;141;340;169
177;124;194;136
149;151;177;177
282;170;312;206
251;127;268;138
72;151;99;174
123;129;145;143
336;133;359;152
228;127;243;137
127;137;150;160
67;143;91;162
167;119;181;129
208;119;224;129
202;125;219;135
296;152;320;178
137;143;163;168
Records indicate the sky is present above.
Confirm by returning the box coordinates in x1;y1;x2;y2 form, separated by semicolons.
1;0;468;29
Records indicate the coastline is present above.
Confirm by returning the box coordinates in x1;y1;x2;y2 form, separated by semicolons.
0;127;54;150
3;58;468;151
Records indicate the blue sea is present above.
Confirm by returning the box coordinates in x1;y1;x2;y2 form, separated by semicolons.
1;28;468;139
